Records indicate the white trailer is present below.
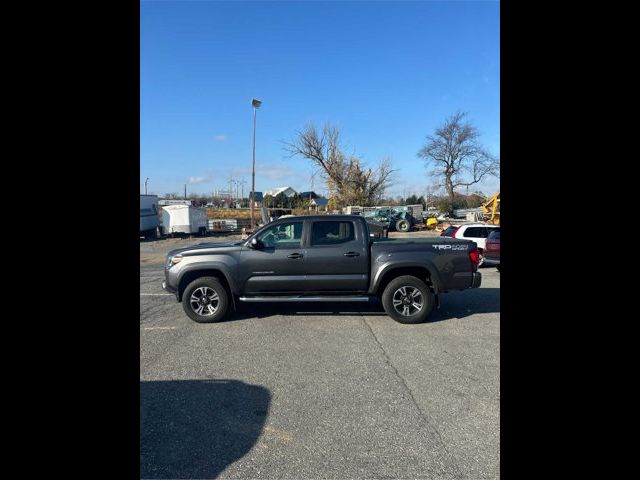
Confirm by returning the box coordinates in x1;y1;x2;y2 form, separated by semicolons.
161;205;209;236
140;195;160;239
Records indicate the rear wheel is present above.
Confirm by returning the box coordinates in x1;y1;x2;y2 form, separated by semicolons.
381;275;434;324
182;277;229;323
396;219;410;232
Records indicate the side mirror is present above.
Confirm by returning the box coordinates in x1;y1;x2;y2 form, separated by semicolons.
249;238;263;250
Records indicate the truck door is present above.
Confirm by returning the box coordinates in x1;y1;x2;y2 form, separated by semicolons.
302;219;369;292
238;220;307;293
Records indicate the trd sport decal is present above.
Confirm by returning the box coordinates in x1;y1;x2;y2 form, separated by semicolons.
432;244;468;251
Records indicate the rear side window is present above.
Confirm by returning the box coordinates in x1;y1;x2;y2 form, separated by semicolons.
463;227;485;238
311;221;355;246
488;229;500;240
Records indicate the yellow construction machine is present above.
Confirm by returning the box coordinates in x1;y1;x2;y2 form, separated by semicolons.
482;192;500;225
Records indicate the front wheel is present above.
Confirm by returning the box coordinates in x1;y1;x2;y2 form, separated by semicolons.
182;277;229;323
381;275;434;324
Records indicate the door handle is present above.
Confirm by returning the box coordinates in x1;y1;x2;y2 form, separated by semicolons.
344;252;360;257
287;253;304;259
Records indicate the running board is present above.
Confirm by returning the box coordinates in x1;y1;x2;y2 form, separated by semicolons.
239;295;374;303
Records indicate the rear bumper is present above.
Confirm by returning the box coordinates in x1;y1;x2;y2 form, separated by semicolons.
484;251;500;264
472;272;482;288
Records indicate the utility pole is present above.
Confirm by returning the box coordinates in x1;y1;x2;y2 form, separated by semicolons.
184;184;187;200
145;177;149;195
240;178;246;208
230;178;238;207
228;177;233;206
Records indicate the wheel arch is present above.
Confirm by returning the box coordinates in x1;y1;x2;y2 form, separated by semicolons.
372;264;440;297
177;267;235;302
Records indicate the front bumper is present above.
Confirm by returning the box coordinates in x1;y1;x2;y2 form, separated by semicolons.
472;272;482;288
162;279;179;300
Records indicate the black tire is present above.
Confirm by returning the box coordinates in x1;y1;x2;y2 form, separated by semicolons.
477;248;485;267
496;265;500;272
381;275;434;324
182;277;229;323
396;219;410;232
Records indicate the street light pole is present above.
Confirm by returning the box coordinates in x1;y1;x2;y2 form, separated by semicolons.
144;177;149;195
251;98;262;229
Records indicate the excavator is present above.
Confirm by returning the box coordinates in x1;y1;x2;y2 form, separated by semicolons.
481;192;500;225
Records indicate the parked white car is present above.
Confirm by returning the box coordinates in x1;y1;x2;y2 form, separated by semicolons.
440;223;500;266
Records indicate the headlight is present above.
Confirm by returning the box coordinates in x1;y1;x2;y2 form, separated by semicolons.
167;254;183;269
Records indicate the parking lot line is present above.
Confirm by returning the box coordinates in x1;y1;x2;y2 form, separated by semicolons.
142;326;178;330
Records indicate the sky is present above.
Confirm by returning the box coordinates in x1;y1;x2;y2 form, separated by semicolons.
140;0;500;199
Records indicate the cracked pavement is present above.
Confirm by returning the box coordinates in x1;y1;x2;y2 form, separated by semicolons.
140;237;500;479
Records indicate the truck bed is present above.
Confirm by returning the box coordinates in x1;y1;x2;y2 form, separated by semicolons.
371;237;473;246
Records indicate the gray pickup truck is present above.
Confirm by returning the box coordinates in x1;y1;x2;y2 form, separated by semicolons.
163;215;481;324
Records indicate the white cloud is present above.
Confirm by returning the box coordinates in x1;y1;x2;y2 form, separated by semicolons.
260;164;295;180
214;134;227;142
232;163;295;181
189;176;207;184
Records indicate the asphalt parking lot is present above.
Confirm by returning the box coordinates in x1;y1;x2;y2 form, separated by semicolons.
140;234;500;479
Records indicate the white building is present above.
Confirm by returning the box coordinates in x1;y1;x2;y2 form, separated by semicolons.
309;197;329;212
264;186;297;198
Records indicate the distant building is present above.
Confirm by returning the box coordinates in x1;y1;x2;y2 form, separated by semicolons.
300;191;320;200
309;196;329;212
159;199;192;207
249;191;263;207
265;186;297;198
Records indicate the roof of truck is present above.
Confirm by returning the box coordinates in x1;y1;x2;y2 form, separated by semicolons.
272;214;364;222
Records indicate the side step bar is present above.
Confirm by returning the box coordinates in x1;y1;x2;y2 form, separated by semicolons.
239;295;374;303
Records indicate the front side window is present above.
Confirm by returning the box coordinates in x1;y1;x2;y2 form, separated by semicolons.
311;221;355;246
256;222;303;249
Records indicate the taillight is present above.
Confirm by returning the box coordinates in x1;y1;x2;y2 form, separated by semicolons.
469;247;480;272
451;226;461;238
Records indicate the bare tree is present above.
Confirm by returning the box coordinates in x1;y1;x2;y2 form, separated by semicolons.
285;123;395;207
418;111;499;212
